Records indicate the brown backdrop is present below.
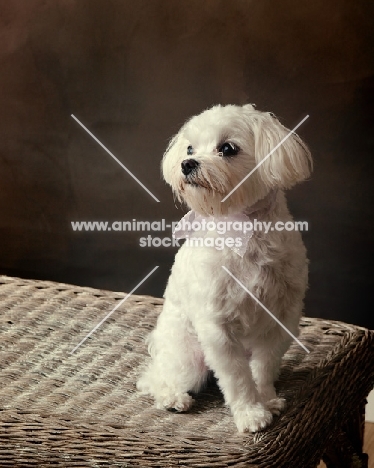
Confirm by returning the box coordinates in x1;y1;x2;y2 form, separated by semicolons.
0;0;373;328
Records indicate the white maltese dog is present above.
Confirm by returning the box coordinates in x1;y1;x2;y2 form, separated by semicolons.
137;104;312;432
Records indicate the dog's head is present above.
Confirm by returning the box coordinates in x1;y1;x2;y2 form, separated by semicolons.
162;104;312;216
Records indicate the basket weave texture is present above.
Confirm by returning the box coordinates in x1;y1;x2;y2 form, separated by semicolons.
0;275;373;467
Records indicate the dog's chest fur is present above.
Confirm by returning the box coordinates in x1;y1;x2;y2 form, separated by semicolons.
165;217;307;342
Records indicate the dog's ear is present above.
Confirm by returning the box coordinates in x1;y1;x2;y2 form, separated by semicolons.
252;114;312;189
161;124;188;186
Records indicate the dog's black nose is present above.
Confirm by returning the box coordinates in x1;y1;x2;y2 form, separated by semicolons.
181;159;199;176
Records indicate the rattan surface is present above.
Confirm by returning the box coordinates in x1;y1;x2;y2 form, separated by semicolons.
0;275;373;467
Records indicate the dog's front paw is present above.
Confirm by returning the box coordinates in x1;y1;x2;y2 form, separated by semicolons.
265;397;286;416
232;402;273;433
156;392;194;412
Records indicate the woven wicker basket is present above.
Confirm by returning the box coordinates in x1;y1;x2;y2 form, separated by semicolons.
0;275;373;467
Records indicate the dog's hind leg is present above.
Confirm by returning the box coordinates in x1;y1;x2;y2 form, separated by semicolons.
137;303;209;412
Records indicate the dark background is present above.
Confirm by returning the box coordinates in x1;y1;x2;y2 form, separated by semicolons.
0;0;373;328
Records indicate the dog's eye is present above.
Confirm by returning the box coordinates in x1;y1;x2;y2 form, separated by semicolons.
218;142;240;157
187;145;194;155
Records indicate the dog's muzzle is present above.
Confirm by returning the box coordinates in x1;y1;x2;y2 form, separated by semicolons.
181;159;199;176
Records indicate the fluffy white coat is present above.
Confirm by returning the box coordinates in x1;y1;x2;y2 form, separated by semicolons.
137;104;312;432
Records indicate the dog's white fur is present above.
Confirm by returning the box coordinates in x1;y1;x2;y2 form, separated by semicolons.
137;104;312;432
